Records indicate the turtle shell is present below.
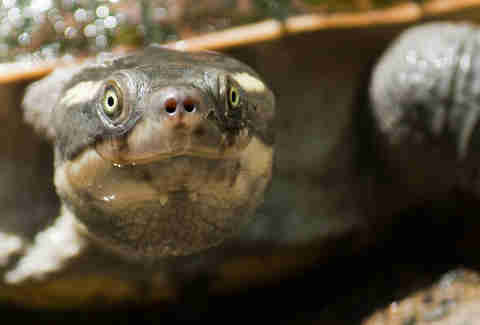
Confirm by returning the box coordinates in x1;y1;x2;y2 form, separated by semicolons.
1;0;480;319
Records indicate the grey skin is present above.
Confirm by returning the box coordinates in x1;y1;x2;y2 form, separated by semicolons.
371;23;480;206
1;22;479;307
22;45;275;261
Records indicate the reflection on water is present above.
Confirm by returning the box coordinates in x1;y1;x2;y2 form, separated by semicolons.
0;0;412;64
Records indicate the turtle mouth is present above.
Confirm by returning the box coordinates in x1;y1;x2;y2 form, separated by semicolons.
95;117;251;166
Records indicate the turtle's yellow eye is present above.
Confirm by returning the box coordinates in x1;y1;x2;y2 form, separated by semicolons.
103;85;122;119
229;86;240;108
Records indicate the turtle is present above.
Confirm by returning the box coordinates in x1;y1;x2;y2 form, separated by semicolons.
2;0;480;318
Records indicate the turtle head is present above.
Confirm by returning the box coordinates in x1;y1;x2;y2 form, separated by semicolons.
22;46;275;260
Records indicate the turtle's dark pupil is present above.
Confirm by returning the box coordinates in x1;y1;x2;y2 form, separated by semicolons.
107;96;115;107
231;90;237;104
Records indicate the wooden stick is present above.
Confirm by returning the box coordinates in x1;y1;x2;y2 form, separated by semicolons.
1;0;480;84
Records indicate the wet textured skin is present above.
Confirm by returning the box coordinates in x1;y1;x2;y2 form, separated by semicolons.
22;45;275;260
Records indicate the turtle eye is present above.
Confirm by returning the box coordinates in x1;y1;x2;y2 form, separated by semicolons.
102;83;123;120
228;86;240;108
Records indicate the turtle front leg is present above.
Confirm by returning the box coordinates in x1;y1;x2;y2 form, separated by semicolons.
370;22;480;203
4;206;87;284
0;232;25;268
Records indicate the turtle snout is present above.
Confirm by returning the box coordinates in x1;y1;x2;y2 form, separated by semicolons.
149;86;207;130
163;96;197;116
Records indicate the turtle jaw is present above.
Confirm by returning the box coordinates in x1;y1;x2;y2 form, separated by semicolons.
54;135;273;260
94;117;252;166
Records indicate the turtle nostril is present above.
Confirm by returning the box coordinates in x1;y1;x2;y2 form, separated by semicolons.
183;98;196;113
165;98;177;115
